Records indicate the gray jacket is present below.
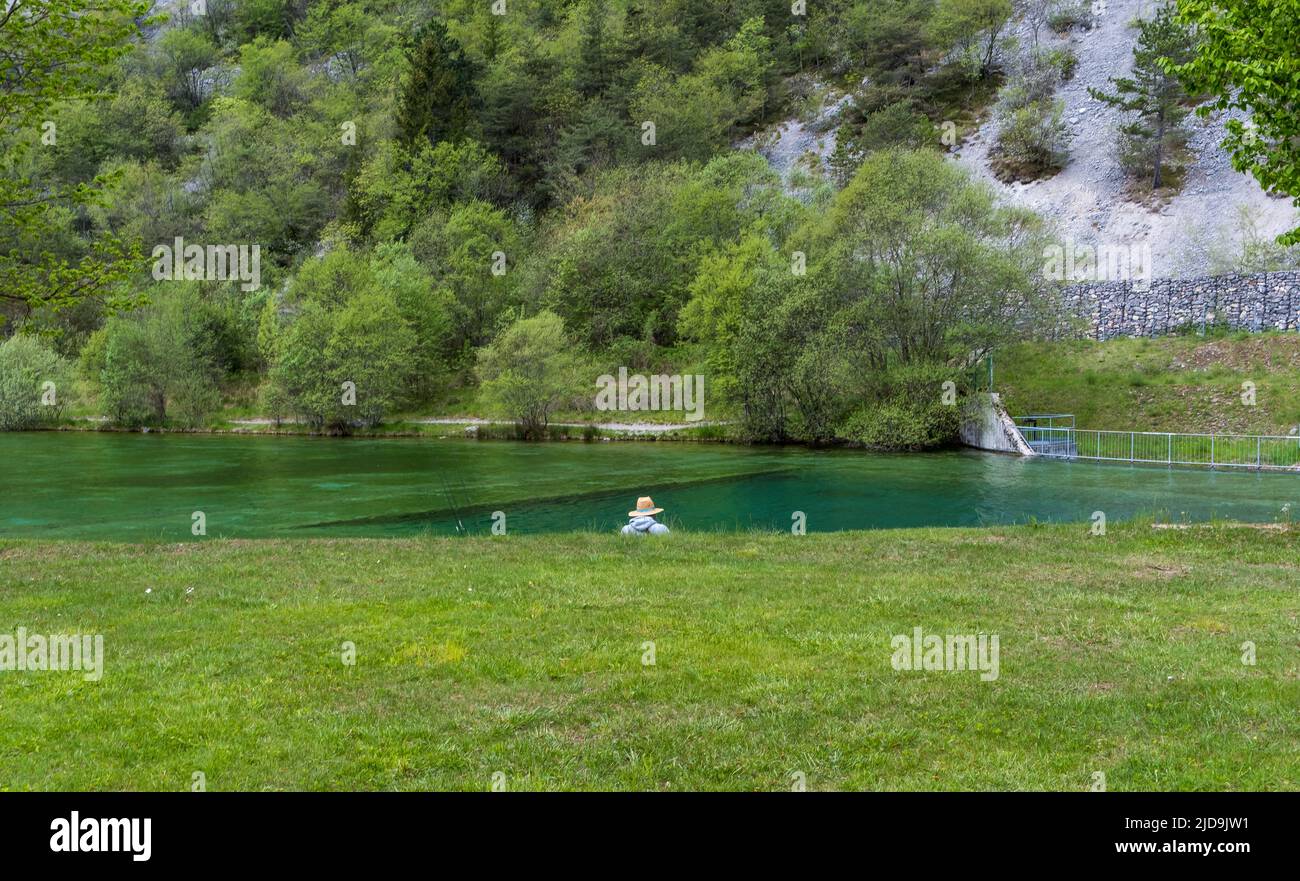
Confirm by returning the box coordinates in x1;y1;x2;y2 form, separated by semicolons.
621;516;670;536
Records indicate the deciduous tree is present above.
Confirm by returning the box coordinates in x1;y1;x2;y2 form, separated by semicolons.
1171;0;1300;243
0;0;151;320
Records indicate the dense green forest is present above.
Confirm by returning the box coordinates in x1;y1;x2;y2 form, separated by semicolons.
0;1;1294;443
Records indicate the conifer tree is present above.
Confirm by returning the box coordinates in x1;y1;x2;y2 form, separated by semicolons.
396;20;478;149
1089;3;1197;190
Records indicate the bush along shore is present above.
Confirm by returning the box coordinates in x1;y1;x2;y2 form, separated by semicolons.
19;328;1300;447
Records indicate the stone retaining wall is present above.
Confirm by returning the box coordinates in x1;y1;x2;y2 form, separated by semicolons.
1064;270;1300;340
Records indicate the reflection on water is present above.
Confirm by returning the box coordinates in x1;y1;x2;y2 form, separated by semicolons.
1;432;1297;539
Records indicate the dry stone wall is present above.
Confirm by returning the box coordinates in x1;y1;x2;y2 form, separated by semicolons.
1064;271;1300;340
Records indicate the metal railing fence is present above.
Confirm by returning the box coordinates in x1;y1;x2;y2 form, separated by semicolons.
1015;425;1300;470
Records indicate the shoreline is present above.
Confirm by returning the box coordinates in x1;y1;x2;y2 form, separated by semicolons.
29;416;735;442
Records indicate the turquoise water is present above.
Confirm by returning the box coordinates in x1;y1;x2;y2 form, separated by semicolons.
1;432;1297;539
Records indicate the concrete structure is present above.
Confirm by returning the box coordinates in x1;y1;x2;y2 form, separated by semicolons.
960;393;1035;456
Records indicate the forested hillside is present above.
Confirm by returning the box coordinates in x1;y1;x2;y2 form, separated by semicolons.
2;1;1296;443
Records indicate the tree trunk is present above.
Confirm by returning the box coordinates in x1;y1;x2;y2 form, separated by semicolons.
982;24;1002;77
1153;110;1165;190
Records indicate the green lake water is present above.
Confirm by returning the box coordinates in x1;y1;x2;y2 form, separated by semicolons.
1;432;1298;540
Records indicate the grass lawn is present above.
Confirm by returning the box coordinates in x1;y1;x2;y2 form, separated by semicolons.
997;332;1300;435
1;524;1297;791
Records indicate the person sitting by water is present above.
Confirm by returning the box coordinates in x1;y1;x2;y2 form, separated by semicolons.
621;496;670;535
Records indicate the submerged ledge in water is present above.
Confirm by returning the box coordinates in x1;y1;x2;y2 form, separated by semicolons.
296;468;797;530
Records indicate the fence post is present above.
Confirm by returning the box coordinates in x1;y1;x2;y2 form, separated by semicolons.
1257;436;1262;470
1130;433;1135;462
1167;433;1172;465
1211;435;1216;468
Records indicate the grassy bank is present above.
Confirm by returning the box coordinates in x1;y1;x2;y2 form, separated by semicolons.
2;524;1297;791
998;332;1300;434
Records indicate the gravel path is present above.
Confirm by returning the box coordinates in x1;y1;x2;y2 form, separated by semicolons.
412;417;721;433
224;417;720;434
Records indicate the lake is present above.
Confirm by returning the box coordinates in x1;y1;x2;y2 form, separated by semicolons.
1;432;1297;540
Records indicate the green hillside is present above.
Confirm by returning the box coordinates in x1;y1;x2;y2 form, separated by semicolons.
998;332;1300;435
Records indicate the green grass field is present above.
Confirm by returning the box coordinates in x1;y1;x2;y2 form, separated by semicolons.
2;524;1297;791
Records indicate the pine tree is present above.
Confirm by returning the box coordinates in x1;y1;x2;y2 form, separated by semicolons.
576;0;610;99
827;126;862;189
1088;3;1197;190
395;20;478;149
484;10;502;63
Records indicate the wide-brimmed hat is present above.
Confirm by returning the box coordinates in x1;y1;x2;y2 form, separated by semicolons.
628;496;664;518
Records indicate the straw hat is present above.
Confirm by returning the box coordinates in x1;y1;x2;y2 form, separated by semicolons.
628;496;664;518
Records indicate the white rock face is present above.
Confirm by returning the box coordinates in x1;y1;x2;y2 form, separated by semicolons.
952;0;1298;278
737;86;850;192
743;3;1299;277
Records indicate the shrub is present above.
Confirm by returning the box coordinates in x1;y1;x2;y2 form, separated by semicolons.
996;51;1063;111
835;362;965;450
476;311;581;439
1043;46;1078;82
854;101;937;154
837;399;961;451
266;243;457;407
267;292;415;433
992;52;1071;177
604;337;660;373
0;335;73;430
997;100;1070;172
1048;0;1091;32
95;297;222;428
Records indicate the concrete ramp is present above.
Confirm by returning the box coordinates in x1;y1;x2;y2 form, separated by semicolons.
960;393;1035;456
